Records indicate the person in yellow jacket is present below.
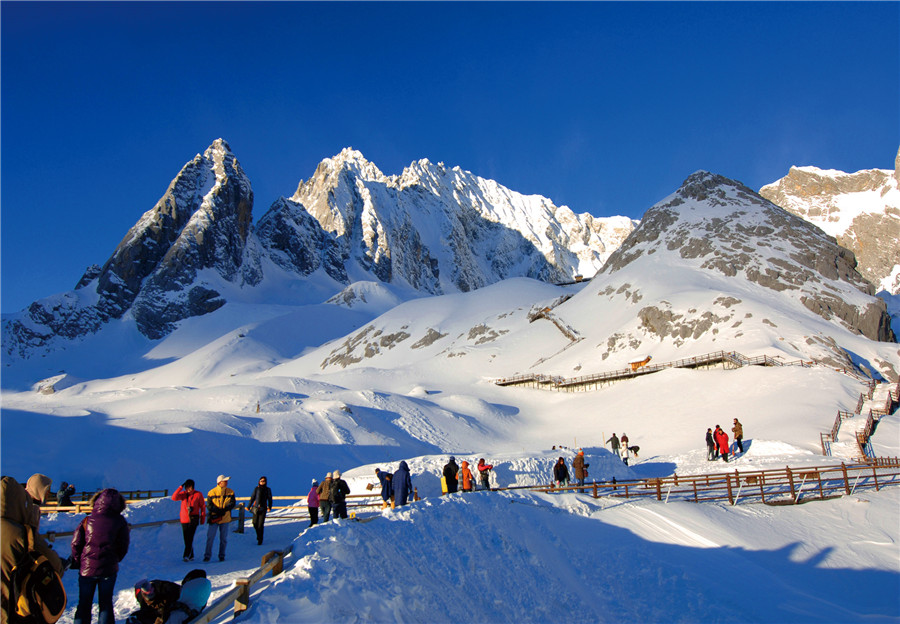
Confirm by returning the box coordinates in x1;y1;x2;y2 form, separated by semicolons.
203;475;235;562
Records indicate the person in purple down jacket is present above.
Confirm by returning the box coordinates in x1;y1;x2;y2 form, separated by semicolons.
71;488;130;624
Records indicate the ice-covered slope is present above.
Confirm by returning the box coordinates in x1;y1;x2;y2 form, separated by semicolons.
760;147;900;295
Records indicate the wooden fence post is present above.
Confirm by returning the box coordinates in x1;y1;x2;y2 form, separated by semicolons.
726;473;734;505
655;480;662;501
262;551;284;576
592;482;598;498
841;463;850;495
234;579;250;615
786;467;796;501
872;465;880;491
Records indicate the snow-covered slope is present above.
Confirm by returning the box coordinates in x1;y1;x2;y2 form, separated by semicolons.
760;147;900;295
4;165;899;623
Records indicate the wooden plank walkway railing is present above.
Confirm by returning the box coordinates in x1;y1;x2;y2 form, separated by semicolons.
494;349;821;391
494;458;900;506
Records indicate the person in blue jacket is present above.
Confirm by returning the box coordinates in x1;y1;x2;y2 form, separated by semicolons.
374;468;394;509
392;461;413;506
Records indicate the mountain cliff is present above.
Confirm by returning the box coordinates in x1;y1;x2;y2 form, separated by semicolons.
759;148;900;295
3;141;634;358
259;148;634;294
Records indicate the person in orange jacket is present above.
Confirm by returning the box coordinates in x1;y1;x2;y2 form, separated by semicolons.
457;461;475;492
172;479;206;562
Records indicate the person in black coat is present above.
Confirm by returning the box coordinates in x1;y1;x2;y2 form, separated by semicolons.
248;476;273;545
706;428;717;460
552;457;570;487
393;461;413;506
442;457;459;494
330;471;351;519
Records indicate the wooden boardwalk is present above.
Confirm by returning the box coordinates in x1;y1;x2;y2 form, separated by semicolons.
494;350;816;391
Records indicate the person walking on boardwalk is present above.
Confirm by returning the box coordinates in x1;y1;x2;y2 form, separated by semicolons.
458;461;475;493
203;475;235;562
248;476;273;545
307;480;320;527
330;471;351;519
714;425;730;463
317;473;333;523
393;461;413;506
552;457;570;488
443;457;459;494
732;419;744;454
172;479;205;561
71;488;130;624
375;468;394;509
606;433;621;457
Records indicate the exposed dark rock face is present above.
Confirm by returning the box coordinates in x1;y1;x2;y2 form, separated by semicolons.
603;172;895;343
759;147;900;295
4;139;259;351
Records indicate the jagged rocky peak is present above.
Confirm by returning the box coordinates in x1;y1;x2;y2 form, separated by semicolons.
3;138;260;355
759;147;900;295
602;171;894;342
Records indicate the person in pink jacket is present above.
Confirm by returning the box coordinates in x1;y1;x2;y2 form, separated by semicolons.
172;479;206;562
307;479;320;527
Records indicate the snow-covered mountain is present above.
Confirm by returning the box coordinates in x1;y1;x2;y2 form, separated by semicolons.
295;171;896;386
2;140;635;358
760;147;900;296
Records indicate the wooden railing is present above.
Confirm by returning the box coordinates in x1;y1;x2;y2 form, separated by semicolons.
190;547;292;624
495;350;816;391
41;492;171;515
495;458;900;506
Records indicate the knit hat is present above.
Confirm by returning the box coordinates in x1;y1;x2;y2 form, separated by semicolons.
25;474;52;503
333;470;341;479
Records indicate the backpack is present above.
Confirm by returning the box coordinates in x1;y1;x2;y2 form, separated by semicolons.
11;526;66;624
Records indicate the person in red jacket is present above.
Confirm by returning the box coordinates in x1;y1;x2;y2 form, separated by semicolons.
477;458;494;491
172;479;206;562
714;425;730;463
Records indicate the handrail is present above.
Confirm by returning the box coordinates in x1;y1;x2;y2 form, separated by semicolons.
189;545;293;624
494;349;837;390
492;458;900;506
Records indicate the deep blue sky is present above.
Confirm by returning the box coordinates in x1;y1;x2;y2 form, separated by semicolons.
2;2;898;313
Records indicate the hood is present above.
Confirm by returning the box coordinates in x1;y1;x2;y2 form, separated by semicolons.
91;488;126;516
1;476;35;527
461;461;469;468
25;473;52;503
398;461;410;472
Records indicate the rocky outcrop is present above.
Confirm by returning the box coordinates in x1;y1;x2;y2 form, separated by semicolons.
759;147;900;295
603;172;895;343
276;149;636;294
3;139;260;352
